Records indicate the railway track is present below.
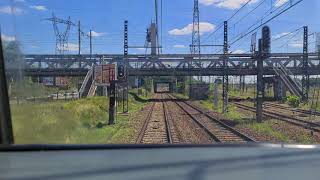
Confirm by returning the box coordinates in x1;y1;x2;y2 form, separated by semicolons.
264;102;320;117
136;94;176;144
234;102;320;133
167;94;256;143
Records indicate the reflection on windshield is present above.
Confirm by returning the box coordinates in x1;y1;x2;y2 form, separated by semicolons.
1;0;320;145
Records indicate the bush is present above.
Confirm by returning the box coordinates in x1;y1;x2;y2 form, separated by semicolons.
286;95;300;108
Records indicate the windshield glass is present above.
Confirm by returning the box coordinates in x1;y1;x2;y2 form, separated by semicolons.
1;0;320;145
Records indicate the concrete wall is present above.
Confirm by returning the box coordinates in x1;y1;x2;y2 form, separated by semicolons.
190;84;210;100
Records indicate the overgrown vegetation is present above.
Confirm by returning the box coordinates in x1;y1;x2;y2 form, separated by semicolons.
11;92;150;144
286;95;300;108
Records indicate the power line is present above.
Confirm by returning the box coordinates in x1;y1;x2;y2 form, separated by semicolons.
202;0;255;43
272;26;303;42
231;0;292;42
227;0;255;22
232;0;268;27
230;0;303;46
277;30;302;49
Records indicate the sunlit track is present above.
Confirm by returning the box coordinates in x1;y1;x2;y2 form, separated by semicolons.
136;94;175;144
167;94;256;143
162;95;182;144
234;102;320;133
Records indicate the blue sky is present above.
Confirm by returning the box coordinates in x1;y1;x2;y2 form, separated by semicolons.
0;0;319;54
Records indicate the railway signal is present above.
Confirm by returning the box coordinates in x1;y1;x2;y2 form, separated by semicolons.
262;26;271;57
256;26;271;123
117;63;126;80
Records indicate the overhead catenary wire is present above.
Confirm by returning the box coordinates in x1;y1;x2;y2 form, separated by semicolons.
232;0;268;27
272;26;303;42
229;0;293;45
277;29;302;49
202;0;254;43
229;0;304;46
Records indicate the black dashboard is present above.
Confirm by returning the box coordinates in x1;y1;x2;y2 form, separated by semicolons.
1;144;320;180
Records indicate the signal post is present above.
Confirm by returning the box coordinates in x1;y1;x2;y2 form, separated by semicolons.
256;26;271;123
108;63;127;125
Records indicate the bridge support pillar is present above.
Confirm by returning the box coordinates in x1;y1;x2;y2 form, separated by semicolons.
274;77;286;100
213;80;219;110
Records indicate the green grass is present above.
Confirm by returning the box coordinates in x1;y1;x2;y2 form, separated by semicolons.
11;92;150;144
173;93;189;100
245;120;317;144
198;98;249;123
246;121;289;142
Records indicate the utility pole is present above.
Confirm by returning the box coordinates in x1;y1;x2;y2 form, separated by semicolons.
214;80;218;110
190;0;201;97
123;20;129;113
78;21;81;68
89;30;92;60
302;26;309;101
154;0;160;55
222;21;229;113
78;21;81;56
256;38;264;123
150;23;157;56
256;26;271;123
191;0;201;56
242;76;245;93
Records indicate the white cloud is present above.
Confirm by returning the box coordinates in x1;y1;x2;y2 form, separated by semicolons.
30;5;47;11
232;49;245;54
274;0;289;7
1;34;16;42
168;22;215;36
199;0;220;6
273;32;289;39
173;45;186;48
88;31;106;37
199;0;258;10
0;6;23;15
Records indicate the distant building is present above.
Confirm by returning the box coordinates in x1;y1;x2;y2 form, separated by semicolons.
55;77;70;87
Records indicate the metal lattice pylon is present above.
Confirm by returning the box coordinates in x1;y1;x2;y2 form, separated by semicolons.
189;0;201;97
46;13;75;55
222;21;229;113
302;26;309;101
191;0;201;57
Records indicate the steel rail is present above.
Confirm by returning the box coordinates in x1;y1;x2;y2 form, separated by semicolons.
161;95;174;144
167;94;256;142
264;102;320;116
135;102;156;144
234;102;320;133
